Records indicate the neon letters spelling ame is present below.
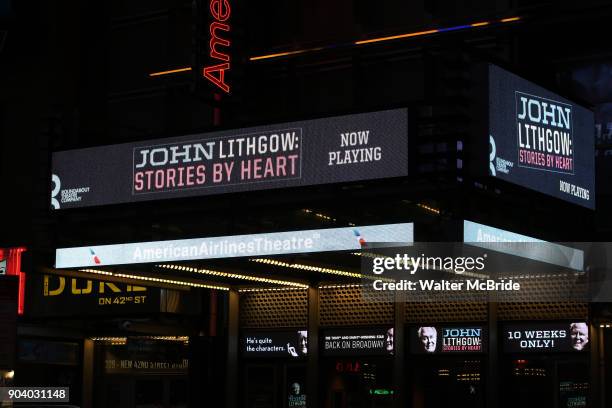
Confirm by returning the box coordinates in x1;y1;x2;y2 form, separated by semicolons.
203;0;231;93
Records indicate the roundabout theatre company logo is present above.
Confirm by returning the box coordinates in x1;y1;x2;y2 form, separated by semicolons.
50;174;91;209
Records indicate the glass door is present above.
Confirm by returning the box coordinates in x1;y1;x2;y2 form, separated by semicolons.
244;364;278;408
501;358;554;408
411;357;484;408
321;358;394;408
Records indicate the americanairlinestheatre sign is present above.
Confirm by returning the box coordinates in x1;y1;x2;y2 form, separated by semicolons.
55;223;414;268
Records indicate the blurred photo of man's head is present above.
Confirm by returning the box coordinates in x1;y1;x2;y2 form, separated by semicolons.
297;331;308;355
290;382;301;396
418;326;437;353
570;322;589;351
385;327;394;354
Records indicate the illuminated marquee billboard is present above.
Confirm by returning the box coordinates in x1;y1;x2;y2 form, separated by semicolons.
55;223;413;268
502;321;590;353
487;64;595;209
241;330;308;358
409;325;487;354
463;220;584;271
51;109;408;209
26;274;160;316
321;327;395;356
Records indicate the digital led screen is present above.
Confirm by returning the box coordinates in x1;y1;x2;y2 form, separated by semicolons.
321;327;395;356
409;325;487;354
55;222;413;268
488;64;595;209
51;109;408;209
241;330;308;358
463;220;584;271
502;322;589;353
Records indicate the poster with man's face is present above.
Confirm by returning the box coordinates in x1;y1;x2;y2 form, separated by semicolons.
410;325;487;354
418;327;437;353
293;331;309;357
288;382;306;407
503;322;589;353
321;327;395;356
241;330;308;358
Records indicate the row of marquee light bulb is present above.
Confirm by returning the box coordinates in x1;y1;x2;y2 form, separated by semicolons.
78;258;368;293
156;262;363;288
90;336;189;345
79;268;229;291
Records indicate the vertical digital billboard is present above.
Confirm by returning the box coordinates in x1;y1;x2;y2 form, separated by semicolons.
487;65;595;209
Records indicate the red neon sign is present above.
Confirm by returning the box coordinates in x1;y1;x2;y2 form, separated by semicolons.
0;247;26;315
203;0;231;93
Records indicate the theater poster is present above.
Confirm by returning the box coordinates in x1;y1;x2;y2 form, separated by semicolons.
502;322;590;353
241;330;308;358
321;327;395;356
486;64;595;209
51;109;408;209
409;325;487;354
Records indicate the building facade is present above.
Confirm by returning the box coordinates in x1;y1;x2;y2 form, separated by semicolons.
2;1;612;408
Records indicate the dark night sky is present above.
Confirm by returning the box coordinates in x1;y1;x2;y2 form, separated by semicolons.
1;0;612;248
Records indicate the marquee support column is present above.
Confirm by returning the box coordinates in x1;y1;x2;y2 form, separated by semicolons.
82;338;94;408
393;296;405;408
487;302;499;408
226;289;239;408
590;321;603;407
307;286;319;407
